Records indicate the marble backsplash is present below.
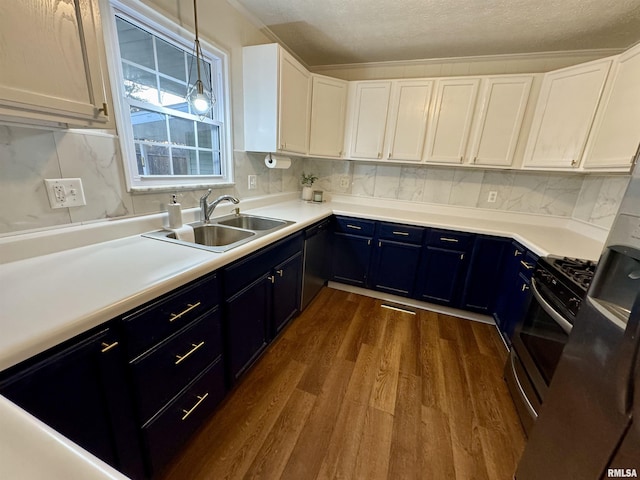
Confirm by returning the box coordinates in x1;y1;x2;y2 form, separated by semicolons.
0;124;630;235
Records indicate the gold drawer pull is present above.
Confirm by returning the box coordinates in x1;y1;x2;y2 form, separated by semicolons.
520;260;534;270
392;231;409;236
440;237;459;243
175;341;205;365
169;301;201;322
346;224;361;230
276;269;284;277
100;341;119;353
522;283;530;292
181;393;209;421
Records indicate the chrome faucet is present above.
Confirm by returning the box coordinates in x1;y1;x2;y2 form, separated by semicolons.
200;189;240;222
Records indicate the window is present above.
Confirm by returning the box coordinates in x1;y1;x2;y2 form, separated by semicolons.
104;1;232;190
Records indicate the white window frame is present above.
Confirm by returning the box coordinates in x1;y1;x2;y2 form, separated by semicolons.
100;0;233;191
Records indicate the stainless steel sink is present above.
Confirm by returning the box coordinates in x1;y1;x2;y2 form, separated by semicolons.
193;223;255;246
142;213;294;253
216;214;287;231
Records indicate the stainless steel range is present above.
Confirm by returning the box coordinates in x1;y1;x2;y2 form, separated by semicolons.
505;255;596;433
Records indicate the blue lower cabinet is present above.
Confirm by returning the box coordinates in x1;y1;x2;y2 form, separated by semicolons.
415;244;470;306
331;232;373;286
225;274;271;381
493;241;537;344
370;239;422;297
223;234;304;383
0;326;145;479
272;252;303;336
461;236;509;314
141;358;226;475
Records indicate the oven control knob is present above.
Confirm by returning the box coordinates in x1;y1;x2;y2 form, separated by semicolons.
568;297;581;307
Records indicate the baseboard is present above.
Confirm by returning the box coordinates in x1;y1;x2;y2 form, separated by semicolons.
327;281;494;325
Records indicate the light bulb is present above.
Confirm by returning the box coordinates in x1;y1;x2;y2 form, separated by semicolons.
191;92;210;114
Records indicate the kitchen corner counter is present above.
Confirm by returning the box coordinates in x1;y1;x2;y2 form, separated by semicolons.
0;194;607;480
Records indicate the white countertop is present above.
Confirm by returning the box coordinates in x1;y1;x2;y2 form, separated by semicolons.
0;193;608;479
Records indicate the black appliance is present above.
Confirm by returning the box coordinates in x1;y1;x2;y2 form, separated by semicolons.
505;255;595;433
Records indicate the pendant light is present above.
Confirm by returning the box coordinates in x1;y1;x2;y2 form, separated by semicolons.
187;0;215;117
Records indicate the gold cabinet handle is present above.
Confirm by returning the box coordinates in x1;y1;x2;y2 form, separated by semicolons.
269;275;275;283
473;157;477;163
514;249;523;257
460;156;464;163
392;231;409;236
175;341;205;365
460;253;464;260
346;224;361;230
98;102;109;116
101;341;119;353
570;159;577;166
276;269;284;277
181;393;209;421
522;283;530;292
440;237;459;243
169;302;201;322
520;260;534;270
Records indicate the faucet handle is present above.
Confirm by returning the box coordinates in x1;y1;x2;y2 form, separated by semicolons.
200;188;212;201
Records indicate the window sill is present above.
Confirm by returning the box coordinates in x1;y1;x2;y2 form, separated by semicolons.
128;182;235;194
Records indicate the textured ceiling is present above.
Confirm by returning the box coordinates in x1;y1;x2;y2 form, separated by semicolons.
231;0;640;66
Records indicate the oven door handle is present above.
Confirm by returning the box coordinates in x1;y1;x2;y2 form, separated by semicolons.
531;278;573;335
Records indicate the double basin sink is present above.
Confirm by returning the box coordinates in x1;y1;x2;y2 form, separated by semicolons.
143;213;294;253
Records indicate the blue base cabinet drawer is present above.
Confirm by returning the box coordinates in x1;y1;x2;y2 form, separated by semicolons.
142;357;226;476
122;273;219;359
130;309;222;423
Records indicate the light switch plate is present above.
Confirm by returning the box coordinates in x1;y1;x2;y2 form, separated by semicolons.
44;178;86;208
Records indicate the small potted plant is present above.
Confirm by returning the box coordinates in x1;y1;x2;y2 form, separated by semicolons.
301;172;317;201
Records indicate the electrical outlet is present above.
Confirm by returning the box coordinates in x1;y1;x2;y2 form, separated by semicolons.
44;178;86;208
248;174;257;190
339;175;350;189
487;191;498;203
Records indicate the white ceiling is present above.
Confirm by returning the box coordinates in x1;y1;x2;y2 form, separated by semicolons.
231;0;640;67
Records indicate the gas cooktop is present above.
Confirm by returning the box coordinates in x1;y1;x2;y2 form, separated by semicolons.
545;256;597;292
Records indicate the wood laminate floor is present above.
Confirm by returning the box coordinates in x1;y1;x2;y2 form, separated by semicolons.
159;287;526;480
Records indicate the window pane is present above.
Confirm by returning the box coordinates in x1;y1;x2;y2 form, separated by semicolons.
144;145;171;175
116;18;155;69
122;64;159;104
156;38;186;81
171;148;194;175
130;107;167;143
159;77;188;112
198;151;214;175
169;117;195;146
135;143;145;175
197;122;213;148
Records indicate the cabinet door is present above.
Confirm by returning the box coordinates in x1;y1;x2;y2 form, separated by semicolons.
272;252;303;335
461;236;507;313
331;232;373;286
349;81;392;159
0;328;143;479
423;78;480;164
415;246;468;306
371;239;422;297
309;75;348;157
523;58;611;169
467;76;533;167
225;274;270;381
582;44;640;171
0;0;110;126
385;80;433;161
279;50;311;154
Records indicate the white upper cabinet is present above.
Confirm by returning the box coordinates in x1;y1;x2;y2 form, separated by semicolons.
581;44;640;172
0;0;111;127
309;75;348;158
522;58;612;170
243;44;311;154
423;78;480;164
385;80;434;162
466;75;534;167
348;81;392;159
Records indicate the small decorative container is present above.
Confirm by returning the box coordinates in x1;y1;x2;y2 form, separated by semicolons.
313;190;323;202
302;186;313;201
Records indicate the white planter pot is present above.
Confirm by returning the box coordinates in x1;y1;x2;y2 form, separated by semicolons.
302;186;313;201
